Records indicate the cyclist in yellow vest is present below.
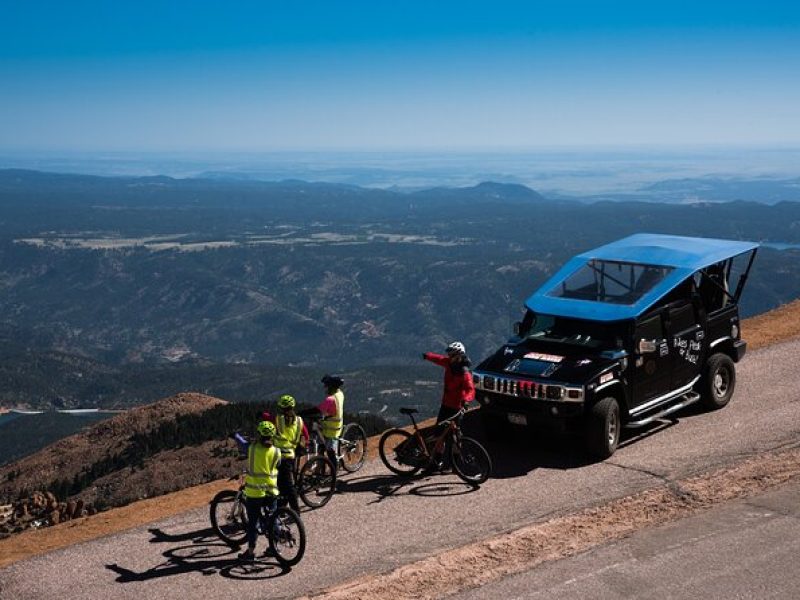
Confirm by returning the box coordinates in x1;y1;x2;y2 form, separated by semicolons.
239;420;281;562
273;394;307;512
318;374;344;475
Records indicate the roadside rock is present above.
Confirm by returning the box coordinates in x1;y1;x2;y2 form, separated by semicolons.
0;493;98;538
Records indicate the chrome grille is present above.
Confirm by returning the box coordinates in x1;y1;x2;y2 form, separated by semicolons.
478;374;553;399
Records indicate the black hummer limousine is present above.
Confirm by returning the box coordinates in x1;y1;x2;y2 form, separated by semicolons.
473;233;758;458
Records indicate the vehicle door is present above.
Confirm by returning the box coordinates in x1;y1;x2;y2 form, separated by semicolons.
666;301;705;389
631;311;671;405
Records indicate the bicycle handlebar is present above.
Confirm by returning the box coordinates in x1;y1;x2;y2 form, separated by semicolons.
424;403;478;424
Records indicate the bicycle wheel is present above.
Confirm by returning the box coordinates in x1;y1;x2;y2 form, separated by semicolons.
267;506;306;567
340;423;367;473
379;428;425;476
209;489;248;546
297;455;336;508
450;436;492;486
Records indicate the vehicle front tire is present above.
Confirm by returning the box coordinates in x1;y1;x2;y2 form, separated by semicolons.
700;352;736;410
584;397;620;460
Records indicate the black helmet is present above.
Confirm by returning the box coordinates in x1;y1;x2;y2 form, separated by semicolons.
321;373;344;388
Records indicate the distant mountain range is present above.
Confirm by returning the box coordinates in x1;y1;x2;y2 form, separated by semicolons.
1;169;800;411
557;176;800;205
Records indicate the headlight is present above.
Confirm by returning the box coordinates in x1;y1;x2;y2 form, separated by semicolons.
546;385;563;400
566;387;583;400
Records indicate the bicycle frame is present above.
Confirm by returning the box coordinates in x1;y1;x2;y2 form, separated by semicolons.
404;409;463;463
306;419;348;462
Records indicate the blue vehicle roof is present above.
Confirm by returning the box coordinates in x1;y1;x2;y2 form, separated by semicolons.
525;234;759;322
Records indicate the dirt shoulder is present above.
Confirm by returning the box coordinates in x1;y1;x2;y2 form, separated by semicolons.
743;298;800;350
303;444;800;600
1;300;799;569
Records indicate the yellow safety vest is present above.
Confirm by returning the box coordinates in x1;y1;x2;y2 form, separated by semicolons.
321;390;344;439
274;415;304;459
244;443;280;498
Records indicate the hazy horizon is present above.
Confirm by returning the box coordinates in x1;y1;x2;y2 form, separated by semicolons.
2;146;800;195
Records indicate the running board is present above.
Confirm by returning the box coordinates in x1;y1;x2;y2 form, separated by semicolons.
625;392;701;428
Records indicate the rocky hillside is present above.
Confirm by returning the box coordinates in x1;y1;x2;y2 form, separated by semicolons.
0;391;388;539
0;394;227;511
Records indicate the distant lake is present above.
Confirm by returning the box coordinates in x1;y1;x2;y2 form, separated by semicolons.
762;242;800;250
0;413;20;427
0;411;119;466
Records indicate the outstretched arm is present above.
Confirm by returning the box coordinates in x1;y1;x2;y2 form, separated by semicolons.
423;352;449;367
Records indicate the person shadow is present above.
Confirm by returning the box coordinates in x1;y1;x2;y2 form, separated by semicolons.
105;526;290;582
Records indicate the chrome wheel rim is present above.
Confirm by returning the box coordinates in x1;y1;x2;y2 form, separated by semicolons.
714;369;729;397
608;409;619;447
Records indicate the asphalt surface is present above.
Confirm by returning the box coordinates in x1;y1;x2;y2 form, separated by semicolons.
458;480;800;600
1;339;799;600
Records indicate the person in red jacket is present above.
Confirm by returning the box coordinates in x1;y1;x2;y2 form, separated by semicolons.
423;341;475;424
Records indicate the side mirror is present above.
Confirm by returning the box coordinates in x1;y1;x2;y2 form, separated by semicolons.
637;339;658;354
513;321;522;336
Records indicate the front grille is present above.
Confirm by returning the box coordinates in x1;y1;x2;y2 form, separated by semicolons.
476;371;577;403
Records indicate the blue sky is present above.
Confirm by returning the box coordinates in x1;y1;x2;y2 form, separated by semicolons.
1;1;799;151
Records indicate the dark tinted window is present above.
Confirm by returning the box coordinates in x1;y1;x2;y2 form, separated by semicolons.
636;314;664;340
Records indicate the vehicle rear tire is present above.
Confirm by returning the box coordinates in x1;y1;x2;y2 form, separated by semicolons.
700;352;736;410
378;428;424;476
340;423;367;473
209;489;247;546
450;435;492;486
297;456;336;508
584;397;620;459
267;506;306;567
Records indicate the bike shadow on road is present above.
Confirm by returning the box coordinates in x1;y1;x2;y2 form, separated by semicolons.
335;472;481;504
146;526;218;544
106;529;292;583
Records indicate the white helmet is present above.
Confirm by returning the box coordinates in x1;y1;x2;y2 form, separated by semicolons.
447;341;466;355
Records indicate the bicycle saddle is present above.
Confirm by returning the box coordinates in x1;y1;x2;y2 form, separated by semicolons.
399;407;418;415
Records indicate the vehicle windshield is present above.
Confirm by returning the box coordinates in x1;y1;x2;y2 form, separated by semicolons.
518;310;622;351
548;260;673;305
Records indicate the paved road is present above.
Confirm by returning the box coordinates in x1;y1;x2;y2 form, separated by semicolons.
459;480;800;600
1;339;799;600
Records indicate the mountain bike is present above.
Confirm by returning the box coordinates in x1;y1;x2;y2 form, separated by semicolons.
301;411;368;473
232;432;335;509
209;476;306;567
378;406;492;486
294;447;336;508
